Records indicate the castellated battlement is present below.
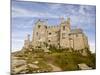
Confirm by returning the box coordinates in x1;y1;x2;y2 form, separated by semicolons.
23;17;89;54
48;25;60;29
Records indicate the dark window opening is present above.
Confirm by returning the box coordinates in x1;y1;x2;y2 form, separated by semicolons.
58;43;60;45
55;31;58;34
69;34;71;36
63;26;65;30
48;40;51;42
49;32;51;35
38;25;41;28
69;38;72;40
45;26;47;29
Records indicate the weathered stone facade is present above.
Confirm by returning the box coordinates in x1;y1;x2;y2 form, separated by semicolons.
23;17;89;51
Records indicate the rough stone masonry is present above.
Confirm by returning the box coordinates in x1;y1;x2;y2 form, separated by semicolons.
23;17;89;55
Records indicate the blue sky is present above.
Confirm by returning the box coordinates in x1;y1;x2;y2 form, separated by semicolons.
12;0;96;53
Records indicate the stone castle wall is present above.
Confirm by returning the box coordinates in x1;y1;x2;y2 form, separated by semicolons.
24;17;89;51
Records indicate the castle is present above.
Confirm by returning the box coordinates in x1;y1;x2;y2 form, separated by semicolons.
23;17;89;53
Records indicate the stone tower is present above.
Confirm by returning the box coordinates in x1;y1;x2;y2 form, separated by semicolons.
32;19;47;48
69;29;88;51
60;17;71;48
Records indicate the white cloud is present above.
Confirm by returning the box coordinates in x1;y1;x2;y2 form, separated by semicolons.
12;6;33;17
13;20;33;29
12;6;60;18
47;3;62;10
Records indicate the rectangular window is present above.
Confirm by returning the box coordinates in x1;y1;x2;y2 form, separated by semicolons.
69;38;72;40
38;25;41;28
48;40;51;42
63;26;65;30
45;26;47;29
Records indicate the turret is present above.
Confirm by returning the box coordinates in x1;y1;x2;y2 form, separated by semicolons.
32;19;48;48
24;34;30;49
60;17;71;48
60;17;71;32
